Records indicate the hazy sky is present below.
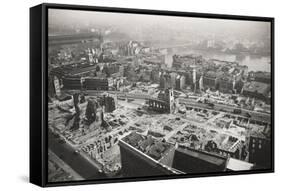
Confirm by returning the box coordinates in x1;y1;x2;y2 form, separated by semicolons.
49;9;271;42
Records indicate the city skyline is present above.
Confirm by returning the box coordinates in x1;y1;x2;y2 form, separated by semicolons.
47;8;272;183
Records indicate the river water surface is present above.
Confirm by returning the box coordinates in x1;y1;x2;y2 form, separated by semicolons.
166;48;271;72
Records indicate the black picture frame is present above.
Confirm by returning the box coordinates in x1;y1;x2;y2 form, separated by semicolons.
30;3;274;187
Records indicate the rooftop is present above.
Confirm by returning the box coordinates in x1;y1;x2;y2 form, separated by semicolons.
121;133;254;174
175;54;202;59
251;71;271;79
122;132;173;161
68;66;97;76
227;158;253;171
243;81;269;95
204;71;219;78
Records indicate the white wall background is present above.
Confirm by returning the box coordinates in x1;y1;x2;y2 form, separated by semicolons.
0;0;279;190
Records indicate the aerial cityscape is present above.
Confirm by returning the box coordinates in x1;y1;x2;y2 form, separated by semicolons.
47;9;272;182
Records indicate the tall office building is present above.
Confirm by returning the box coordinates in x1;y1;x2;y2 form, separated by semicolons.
248;132;271;169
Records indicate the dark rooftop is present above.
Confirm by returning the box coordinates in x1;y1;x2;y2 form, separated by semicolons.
122;132;173;161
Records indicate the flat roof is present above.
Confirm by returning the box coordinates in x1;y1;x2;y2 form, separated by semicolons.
227;158;253;171
68;66;97;75
243;81;269;94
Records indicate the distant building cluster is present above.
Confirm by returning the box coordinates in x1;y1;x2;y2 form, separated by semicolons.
170;55;249;94
49;38;271;105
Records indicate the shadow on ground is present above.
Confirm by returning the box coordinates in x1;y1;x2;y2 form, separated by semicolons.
19;175;29;183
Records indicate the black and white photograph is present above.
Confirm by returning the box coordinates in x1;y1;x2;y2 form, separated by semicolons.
1;0;281;191
47;7;273;184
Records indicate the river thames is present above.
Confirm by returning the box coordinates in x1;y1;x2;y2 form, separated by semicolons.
166;48;271;72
